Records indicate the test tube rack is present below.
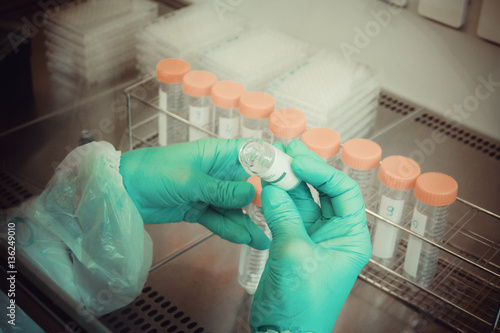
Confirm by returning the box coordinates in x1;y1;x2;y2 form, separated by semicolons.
123;78;500;333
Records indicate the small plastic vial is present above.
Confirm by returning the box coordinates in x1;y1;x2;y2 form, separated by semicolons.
182;70;218;142
239;139;301;191
339;138;382;204
371;156;421;268
238;176;272;295
156;58;190;146
211;81;246;139
239;92;275;142
269;108;307;146
403;172;458;288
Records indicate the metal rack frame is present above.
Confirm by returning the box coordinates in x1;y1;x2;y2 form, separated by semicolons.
362;196;500;333
124;78;500;332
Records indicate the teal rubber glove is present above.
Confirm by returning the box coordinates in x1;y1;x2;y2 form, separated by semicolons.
250;141;372;332
119;138;270;250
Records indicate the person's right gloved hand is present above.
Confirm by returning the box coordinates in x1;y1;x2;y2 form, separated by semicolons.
250;140;372;332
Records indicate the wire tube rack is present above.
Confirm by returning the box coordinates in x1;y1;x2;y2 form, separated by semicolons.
124;78;500;332
362;197;500;333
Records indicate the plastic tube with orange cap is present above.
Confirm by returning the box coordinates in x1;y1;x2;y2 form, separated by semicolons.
371;155;421;268
156;58;190;146
339;138;382;203
302;127;341;167
269;108;307;146
182;70;218;141
239;92;275;142
238;176;271;295
302;127;341;204
211;81;246;139
403;172;458;288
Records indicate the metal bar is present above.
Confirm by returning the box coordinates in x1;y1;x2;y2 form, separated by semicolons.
131;133;155;148
127;92;133;151
366;208;500;279
443;205;476;244
131;113;159;130
456;197;500;220
149;233;214;272
130;93;223;139
363;259;493;328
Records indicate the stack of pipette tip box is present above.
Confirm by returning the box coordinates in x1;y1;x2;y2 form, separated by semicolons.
136;3;248;78
44;0;157;93
196;27;311;91
267;50;381;141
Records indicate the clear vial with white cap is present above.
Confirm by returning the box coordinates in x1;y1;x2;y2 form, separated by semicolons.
371;155;421;269
339;138;382;204
239;139;301;191
211;81;246;139
239;92;275;142
182;70;218;141
156;58;190;146
403;172;458;288
238;176;272;295
269;108;307;146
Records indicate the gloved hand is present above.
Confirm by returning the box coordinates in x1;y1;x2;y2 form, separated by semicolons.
120;138;270;250
250;141;372;332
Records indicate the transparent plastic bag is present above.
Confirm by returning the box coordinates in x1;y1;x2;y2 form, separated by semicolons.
2;141;152;315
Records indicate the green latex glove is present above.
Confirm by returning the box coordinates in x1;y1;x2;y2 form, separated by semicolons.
250;141;372;332
120;138;270;250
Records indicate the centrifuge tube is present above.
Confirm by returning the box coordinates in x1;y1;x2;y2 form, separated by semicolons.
301;127;341;204
239;139;301;191
156;58;190;146
371;155;421;268
403;172;458;288
269;108;306;146
339;138;382;203
302;127;341;166
239;92;275;142
238;176;271;295
211;81;246;139
182;70;217;141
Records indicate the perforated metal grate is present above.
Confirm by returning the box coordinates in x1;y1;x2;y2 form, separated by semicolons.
101;286;206;333
378;93;417;116
0;170;33;209
414;112;500;161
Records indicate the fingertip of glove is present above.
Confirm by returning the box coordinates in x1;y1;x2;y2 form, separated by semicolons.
234;181;256;206
250;235;271;250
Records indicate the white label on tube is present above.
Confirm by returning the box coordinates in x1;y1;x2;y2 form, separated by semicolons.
158;90;168;146
259;147;300;191
242;126;263;139
372;195;405;259
219;116;239;139
189;105;210;141
404;208;428;278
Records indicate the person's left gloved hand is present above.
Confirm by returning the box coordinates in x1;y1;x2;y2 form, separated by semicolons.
120;138;270;250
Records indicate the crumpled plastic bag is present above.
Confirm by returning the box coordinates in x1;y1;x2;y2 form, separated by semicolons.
1;141;152;316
